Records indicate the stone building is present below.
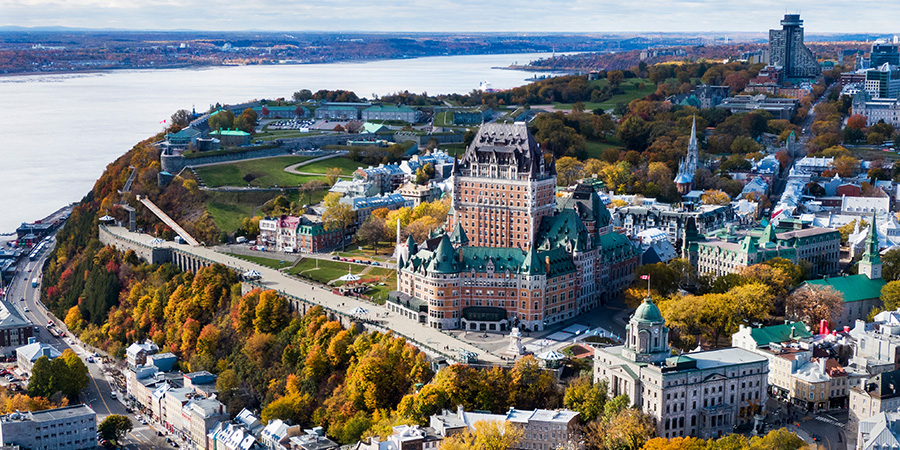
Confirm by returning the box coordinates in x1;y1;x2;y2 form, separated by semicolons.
395;123;638;331
0;405;97;450
594;297;769;439
851;369;900;424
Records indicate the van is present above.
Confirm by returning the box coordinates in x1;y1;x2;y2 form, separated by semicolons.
284;247;296;253
235;236;247;244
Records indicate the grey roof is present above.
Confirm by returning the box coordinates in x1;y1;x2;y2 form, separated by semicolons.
0;301;30;329
16;342;62;363
0;404;95;423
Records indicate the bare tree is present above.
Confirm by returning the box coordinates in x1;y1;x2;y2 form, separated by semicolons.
787;285;843;328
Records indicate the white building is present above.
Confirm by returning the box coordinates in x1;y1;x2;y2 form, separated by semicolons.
16;338;62;373
0;404;96;450
126;340;159;368
858;411;900;450
428;406;580;450
850;370;900;424
594;298;768;439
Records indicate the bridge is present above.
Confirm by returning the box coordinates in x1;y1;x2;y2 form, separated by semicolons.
137;195;201;247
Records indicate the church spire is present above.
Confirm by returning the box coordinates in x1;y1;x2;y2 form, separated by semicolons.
674;116;699;195
860;212;883;280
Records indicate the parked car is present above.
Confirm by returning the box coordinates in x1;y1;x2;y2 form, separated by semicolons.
331;256;340;260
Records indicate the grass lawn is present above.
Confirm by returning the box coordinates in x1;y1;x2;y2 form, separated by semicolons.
254;130;326;142
194;156;328;188
287;258;367;284
434;111;453;127
585;138;625;159
297;157;360;176
205;191;282;232
336;245;393;261
851;147;900;161
554;79;656;112
440;143;468;157
225;252;296;269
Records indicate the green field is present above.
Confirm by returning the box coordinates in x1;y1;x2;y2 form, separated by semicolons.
585;138;625;160
434;111;453;127
554;79;656;112
225;252;296;270
193;156;329;188
440;143;467;157
205;191;282;232
297;157;361;176
253;130;326;142
288;258;363;284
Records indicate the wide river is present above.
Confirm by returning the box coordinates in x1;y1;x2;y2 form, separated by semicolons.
0;53;560;233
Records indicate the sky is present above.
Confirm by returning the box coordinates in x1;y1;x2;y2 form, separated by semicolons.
3;0;899;34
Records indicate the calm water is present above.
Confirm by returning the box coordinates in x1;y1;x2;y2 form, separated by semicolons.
0;53;560;233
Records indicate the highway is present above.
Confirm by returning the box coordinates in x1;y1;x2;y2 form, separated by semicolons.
3;237;169;450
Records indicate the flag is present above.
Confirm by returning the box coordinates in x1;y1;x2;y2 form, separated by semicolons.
640;275;649;280
160;119;166;124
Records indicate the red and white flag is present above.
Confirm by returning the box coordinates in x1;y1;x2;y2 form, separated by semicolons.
640;275;649;280
160;119;166;124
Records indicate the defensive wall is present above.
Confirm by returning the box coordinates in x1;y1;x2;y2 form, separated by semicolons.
160;130;464;173
98;225;456;364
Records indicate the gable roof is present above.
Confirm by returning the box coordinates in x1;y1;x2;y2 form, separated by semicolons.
804;274;886;303
747;322;812;347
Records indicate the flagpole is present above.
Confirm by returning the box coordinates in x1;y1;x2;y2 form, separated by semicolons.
647;275;650;298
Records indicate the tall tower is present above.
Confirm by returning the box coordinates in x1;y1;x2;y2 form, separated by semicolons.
449;122;556;249
769;14;821;79
859;213;883;280
622;297;670;364
674;116;699;196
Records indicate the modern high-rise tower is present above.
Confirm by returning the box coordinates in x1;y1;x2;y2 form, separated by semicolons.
769;14;821;79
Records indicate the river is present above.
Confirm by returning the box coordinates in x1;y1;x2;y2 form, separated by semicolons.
0;53;562;233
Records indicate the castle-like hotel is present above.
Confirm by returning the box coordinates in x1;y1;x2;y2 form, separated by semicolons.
393;123;639;331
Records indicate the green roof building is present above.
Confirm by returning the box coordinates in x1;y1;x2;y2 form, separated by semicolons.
362;104;419;123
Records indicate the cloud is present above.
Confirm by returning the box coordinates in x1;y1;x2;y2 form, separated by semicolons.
3;0;899;33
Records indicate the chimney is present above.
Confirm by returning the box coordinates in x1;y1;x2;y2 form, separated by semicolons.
457;405;465;420
545;256;551;274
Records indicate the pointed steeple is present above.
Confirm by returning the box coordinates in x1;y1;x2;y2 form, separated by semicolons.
450;221;469;246
406;234;418;256
521;246;544;276
688;115;698;154
860;213;883;280
759;222;776;247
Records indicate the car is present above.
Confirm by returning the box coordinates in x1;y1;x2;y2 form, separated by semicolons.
20;297;24;302
172;443;179;448
110;392;117;399
332;256;340;260
812;434;820;442
47;320;54;327
23;307;29;312
372;262;380;266
158;431;164;437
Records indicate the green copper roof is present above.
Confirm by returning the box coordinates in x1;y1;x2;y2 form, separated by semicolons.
633;297;664;324
427;235;459;274
746;322;811;347
863;213;881;265
449;222;469;246
804;274;886;303
535;209;591;252
364;104;415;113
521;246;544;275
211;128;250;137
598;231;638;262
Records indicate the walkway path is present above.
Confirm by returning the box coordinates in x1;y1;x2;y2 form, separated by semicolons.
137;196;200;246
283;151;352;177
105;226;502;364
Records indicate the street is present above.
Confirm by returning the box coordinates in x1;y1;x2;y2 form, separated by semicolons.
3;235;168;450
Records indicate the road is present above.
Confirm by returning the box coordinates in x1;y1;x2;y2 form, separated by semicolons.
4;238;168;450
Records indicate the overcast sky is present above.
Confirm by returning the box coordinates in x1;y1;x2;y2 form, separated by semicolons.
4;0;898;34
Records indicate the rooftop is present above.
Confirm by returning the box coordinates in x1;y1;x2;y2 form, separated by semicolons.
805;274;886;303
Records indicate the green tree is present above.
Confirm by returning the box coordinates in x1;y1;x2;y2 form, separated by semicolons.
356;216;387;253
322;193;354;250
563;377;608;422
61;349;89;399
170;109;192;128
27;356;53;399
883;248;900;281
556;157;586;186
882;281;900;311
98;414;133;443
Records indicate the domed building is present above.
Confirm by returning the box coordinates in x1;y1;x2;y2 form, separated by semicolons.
392;123;640;332
594;296;769;439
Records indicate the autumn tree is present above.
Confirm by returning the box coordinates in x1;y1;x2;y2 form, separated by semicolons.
787;285;843;328
326;167;344;185
171;109;192;128
700;189;730;205
557;157;586;186
322;193;354;250
473;420;524;450
357;216;388;253
881;281;900;312
254;290;289;334
563;377;608;422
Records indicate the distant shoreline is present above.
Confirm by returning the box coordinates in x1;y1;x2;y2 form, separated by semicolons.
0;51;560;78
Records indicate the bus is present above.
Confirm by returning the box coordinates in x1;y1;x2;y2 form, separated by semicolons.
31;278;38;288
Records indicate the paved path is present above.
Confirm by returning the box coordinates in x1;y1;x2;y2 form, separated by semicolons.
106;226;502;364
283;151;352;177
138;196;201;246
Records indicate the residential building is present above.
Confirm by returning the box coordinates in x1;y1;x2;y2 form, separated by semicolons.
0;300;33;349
612;204;733;244
849;310;900;375
688;220;840;278
329;180;378;198
285;429;338;450
851;369;900;423
397;183;442;206
353;164;406;194
768;14;821;79
258;215;344;254
397;128;638;331
252;105;308;119
594;297;768;439
429;406;580;450
357;424;441;450
858;411;900;450
184;398;228;450
341;194;408;229
207;421;261;450
126;340;159;368
361;105;419;123
0;405;96;450
16;338;61;373
716;95;799;120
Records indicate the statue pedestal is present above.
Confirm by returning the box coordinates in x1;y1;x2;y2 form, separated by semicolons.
506;327;524;357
